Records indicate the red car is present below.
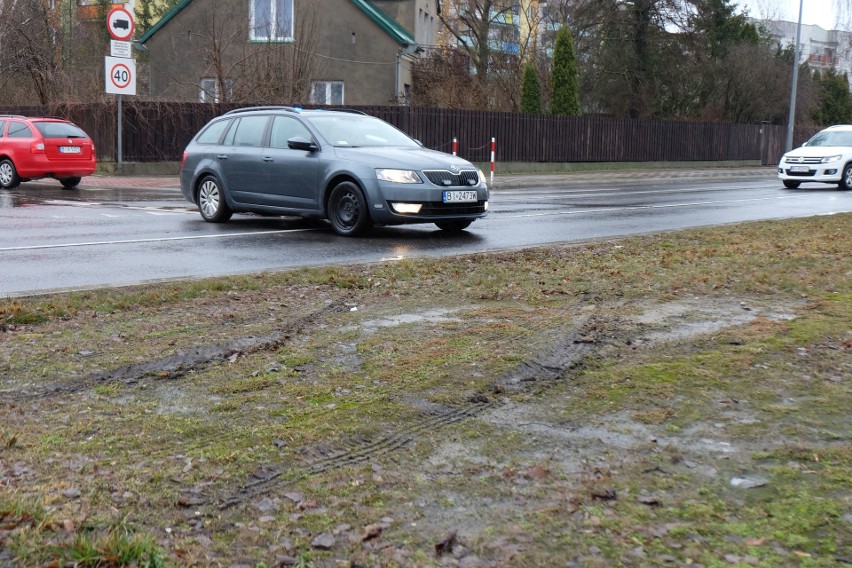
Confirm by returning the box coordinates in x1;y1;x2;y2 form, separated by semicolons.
0;115;97;190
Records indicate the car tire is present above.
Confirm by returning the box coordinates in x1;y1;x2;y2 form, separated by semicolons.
435;220;472;232
0;159;21;190
782;180;800;189
197;175;232;223
328;181;372;236
60;177;81;189
840;163;852;190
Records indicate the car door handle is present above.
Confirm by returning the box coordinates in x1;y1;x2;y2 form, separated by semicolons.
262;156;274;162
217;154;228;160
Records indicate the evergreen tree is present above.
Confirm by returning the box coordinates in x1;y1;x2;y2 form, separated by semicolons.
690;0;760;60
551;25;579;116
521;63;542;114
811;68;852;126
137;0;155;35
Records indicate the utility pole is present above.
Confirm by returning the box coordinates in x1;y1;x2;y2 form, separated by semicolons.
785;0;804;152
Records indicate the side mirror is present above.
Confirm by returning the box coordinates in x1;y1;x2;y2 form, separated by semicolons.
288;137;318;152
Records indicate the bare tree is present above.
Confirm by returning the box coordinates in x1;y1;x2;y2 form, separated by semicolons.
154;0;327;103
244;4;327;102
439;0;519;78
0;0;111;105
0;0;67;103
431;0;552;110
410;46;487;108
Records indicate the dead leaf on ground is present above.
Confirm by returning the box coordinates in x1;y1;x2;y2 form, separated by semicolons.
591;488;617;501
435;531;457;557
362;523;382;541
523;465;549;480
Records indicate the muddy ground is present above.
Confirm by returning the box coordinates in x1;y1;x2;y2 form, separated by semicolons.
1;215;850;567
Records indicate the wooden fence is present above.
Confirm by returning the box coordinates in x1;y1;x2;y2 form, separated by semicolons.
4;102;810;166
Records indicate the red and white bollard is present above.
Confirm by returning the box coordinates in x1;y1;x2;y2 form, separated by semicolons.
452;137;458;157
489;137;495;188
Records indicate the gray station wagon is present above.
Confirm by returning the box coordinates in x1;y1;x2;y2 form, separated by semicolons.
179;106;490;236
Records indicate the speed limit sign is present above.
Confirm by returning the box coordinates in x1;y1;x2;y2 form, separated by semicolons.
104;56;136;95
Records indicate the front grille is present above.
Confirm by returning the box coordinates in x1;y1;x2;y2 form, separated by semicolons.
422;169;479;187
785;157;822;164
785;169;816;177
418;201;487;215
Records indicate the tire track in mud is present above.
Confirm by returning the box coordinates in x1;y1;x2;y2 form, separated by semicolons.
217;400;498;509
215;315;616;509
1;303;349;403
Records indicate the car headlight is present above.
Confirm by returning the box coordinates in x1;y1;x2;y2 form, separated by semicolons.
820;155;842;163
376;169;421;184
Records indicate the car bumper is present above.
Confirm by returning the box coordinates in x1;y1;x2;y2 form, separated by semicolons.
777;165;841;183
366;180;490;224
17;156;97;179
179;169;194;203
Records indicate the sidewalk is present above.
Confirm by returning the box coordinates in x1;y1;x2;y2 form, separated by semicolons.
25;165;777;192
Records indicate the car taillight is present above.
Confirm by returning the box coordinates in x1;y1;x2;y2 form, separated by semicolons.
31;142;45;154
181;151;187;169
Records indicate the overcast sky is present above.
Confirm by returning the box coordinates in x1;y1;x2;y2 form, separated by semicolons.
738;0;846;30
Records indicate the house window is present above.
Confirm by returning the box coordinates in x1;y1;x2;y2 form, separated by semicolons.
250;0;293;42
311;81;344;105
199;78;233;103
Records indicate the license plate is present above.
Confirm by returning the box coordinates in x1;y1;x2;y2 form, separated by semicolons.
59;146;81;154
443;190;477;203
789;165;809;172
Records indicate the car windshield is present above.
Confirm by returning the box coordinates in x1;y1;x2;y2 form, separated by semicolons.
306;114;419;148
804;130;852;147
34;121;87;138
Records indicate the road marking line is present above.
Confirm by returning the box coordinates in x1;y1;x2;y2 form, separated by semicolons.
495;184;771;199
497;194;805;218
43;200;101;206
0;229;319;252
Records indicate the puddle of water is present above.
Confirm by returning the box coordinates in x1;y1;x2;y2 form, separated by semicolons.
359;307;463;334
635;298;800;344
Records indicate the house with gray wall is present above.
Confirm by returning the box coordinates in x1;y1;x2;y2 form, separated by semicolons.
139;0;441;105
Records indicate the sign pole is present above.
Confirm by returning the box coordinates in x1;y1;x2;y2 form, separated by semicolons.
105;4;135;172
117;94;123;171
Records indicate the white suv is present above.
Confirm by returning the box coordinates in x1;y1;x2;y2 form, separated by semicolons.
778;125;852;190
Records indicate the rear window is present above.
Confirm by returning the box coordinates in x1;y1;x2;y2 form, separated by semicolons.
34;121;87;138
7;122;33;138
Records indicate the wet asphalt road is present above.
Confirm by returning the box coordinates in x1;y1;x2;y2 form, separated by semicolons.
1;166;851;297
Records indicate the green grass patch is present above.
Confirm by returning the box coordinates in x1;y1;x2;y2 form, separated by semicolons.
1;214;849;566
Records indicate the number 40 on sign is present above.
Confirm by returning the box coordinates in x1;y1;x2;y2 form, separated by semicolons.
104;56;136;96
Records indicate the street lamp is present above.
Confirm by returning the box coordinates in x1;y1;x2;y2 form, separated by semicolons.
785;0;804;152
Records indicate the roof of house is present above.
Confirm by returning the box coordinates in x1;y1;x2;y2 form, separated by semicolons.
139;0;416;46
